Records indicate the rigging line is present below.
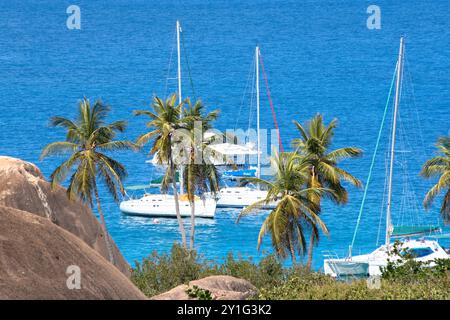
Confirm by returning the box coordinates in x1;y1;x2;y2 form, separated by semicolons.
164;29;177;98
235;57;255;131
258;52;284;152
180;29;197;99
350;62;398;254
398;111;422;222
376;154;390;246
248;63;256;142
405;55;426;149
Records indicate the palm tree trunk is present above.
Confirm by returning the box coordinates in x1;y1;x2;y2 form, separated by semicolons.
288;231;296;265
306;166;318;271
93;183;115;265
306;232;315;271
169;143;187;248
189;199;195;251
188;150;196;251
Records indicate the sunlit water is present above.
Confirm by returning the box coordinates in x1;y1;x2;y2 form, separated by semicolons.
0;1;449;270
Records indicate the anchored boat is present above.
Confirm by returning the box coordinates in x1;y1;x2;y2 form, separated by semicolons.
324;37;449;277
120;194;216;218
120;21;216;218
217;46;279;210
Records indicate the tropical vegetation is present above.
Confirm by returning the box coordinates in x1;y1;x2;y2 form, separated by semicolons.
131;244;450;300
237;151;330;264
181;98;221;250
134;94;190;248
41;97;449;301
292;114;362;269
40;98;137;265
421;135;450;221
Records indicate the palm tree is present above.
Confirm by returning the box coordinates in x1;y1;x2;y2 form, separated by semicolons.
181;99;221;250
40;98;137;265
237;151;329;264
421;135;450;221
134;94;189;248
292;114;362;270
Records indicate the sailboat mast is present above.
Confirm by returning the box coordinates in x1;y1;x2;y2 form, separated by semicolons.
385;36;404;247
176;20;184;194
255;46;261;184
176;20;182;105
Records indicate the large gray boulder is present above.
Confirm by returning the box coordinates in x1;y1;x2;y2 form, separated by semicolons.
152;275;257;300
0;205;146;299
0;156;129;275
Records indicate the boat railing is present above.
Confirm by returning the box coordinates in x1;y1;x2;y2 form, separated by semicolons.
322;250;341;261
322;250;343;277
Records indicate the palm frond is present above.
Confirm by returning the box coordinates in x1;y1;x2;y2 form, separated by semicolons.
327;147;363;162
421;135;450;217
97;140;140;152
237;198;272;222
40;141;78;160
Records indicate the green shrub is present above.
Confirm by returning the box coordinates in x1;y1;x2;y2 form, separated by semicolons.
381;241;450;282
131;244;206;297
257;273;450;300
186;285;213;300
131;245;287;297
217;253;285;289
131;243;450;300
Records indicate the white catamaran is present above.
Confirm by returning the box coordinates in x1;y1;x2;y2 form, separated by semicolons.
324;37;449;277
216;46;277;209
120;21;217;218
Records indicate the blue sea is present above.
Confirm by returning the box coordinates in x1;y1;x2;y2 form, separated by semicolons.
1;1;449;270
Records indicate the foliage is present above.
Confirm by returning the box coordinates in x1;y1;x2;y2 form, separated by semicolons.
257;273;449;300
131;244;204;297
41;97;137;204
131;244;285;297
41;97;137;264
181;98;221;250
237;151;329;264
186;285;213;300
292;114;362;269
134;94;190;247
292;114;363;205
216;253;286;289
381;241;450;281
421;135;450;221
131;244;450;300
259;242;449;300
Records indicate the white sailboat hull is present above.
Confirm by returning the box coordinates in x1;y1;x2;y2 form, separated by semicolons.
216;187;277;209
324;239;450;277
120;194;216;218
323;260;369;277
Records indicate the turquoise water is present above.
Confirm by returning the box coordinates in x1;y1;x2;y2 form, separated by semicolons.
1;1;449;270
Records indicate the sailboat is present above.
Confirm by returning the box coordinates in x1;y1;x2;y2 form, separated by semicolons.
216;46;277;209
323;37;449;277
120;21;217;219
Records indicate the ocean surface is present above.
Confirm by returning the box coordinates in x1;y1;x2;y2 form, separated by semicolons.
1;0;449;270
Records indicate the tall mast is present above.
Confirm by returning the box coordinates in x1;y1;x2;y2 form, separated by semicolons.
176;20;182;105
386;36;404;247
176;20;184;194
255;46;261;185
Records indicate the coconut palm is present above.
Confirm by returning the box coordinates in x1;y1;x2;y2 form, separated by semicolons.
421;135;450;221
181;98;221;250
237;151;329;264
292;114;362;270
40;98;137;265
134;94;190;248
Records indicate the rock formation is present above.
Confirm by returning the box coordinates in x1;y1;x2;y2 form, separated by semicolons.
151;275;257;300
0;205;146;299
0;156;129;275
